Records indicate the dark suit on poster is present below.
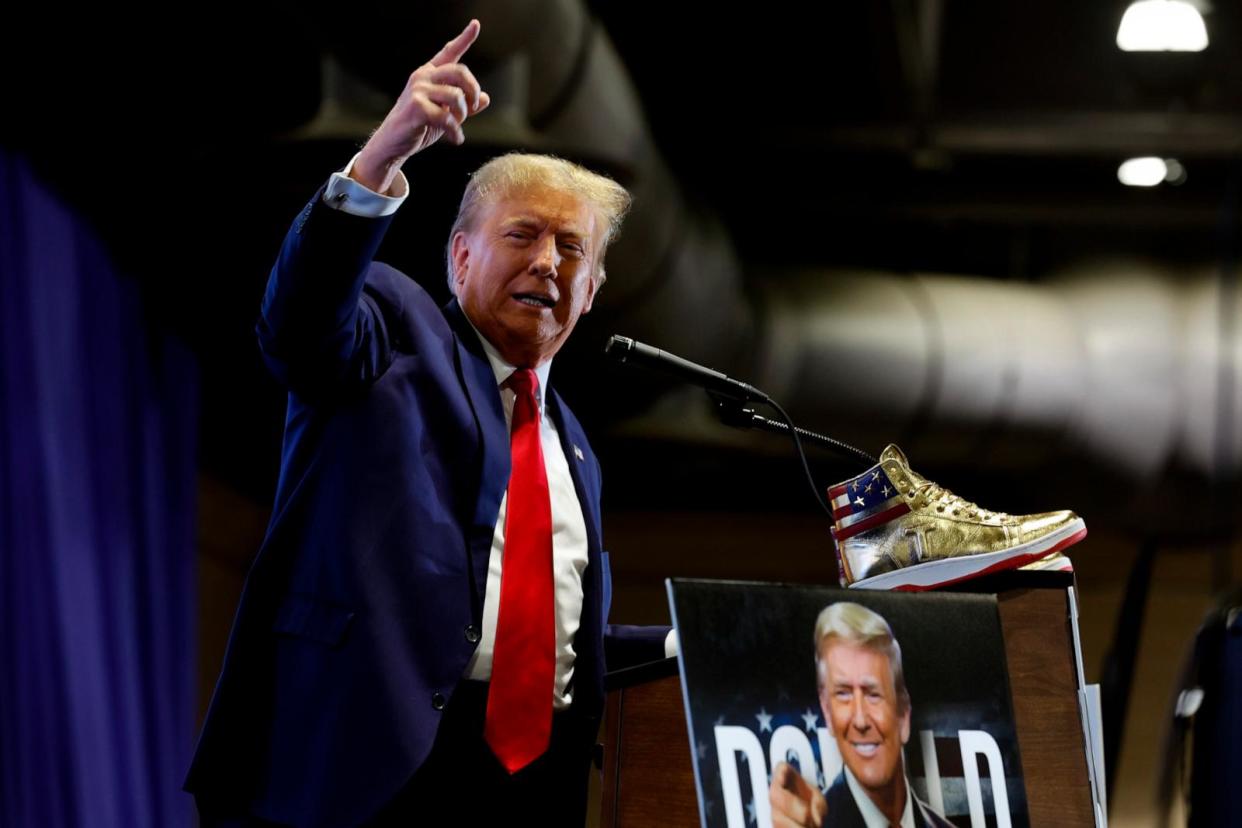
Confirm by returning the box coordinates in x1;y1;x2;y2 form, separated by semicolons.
823;770;955;828
184;188;668;827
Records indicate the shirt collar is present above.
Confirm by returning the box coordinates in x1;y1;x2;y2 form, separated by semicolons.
843;765;916;828
467;319;551;417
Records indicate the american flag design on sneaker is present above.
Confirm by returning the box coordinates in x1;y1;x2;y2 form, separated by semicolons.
829;465;912;541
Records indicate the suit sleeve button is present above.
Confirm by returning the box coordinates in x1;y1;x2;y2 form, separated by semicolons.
431;693;446;711
465;624;480;643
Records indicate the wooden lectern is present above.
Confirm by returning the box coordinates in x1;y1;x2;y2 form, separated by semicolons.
598;577;1097;827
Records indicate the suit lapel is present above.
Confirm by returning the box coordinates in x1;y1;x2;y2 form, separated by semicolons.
546;388;601;555
443;299;509;611
547;386;607;712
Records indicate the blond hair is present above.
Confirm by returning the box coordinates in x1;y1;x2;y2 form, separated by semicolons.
445;152;631;291
813;602;910;714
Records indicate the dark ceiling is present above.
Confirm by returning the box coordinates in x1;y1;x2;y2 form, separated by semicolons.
5;1;1241;526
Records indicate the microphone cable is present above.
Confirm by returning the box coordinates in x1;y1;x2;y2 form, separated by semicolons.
751;390;875;519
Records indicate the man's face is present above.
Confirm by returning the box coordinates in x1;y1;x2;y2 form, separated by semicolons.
451;183;599;367
818;640;911;795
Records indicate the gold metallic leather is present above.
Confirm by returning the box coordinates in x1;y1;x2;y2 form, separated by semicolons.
835;445;1083;586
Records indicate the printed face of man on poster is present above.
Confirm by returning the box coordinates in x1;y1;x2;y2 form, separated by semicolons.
817;608;911;815
771;602;953;828
819;635;909;794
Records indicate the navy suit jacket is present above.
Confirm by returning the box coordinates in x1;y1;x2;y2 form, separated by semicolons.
185;188;669;827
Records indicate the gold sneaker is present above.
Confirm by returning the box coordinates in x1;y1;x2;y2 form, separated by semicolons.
830;445;1086;591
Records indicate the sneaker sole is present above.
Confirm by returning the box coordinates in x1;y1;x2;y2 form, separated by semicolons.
848;518;1087;592
1020;554;1074;573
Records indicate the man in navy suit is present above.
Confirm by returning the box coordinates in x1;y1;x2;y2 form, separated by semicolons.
769;603;952;828
185;19;670;827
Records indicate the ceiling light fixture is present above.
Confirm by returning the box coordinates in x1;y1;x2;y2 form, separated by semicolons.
1116;0;1209;52
1118;157;1177;187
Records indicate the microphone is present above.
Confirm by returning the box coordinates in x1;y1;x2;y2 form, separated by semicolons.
604;335;767;402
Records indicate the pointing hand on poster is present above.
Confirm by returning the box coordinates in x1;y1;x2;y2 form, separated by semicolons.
769;761;827;828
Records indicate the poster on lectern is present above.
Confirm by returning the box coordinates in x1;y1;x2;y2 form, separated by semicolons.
667;579;1030;828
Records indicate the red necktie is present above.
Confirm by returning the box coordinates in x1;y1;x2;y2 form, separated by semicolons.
485;368;555;773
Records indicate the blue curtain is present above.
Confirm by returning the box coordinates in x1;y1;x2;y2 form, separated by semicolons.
0;149;198;826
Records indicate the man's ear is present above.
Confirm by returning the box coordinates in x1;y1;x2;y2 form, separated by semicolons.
581;271;600;314
899;705;911;746
450;231;470;290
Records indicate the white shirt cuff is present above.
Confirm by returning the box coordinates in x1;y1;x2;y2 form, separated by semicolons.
322;152;409;218
664;629;680;658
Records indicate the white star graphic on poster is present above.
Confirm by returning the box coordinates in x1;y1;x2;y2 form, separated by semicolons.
746;799;757;824
697;741;708;761
802;708;819;732
756;707;773;732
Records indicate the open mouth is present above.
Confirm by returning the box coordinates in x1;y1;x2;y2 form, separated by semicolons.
850;742;880;758
513;292;557;309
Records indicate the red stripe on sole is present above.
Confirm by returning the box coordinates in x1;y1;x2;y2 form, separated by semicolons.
868;526;1088;592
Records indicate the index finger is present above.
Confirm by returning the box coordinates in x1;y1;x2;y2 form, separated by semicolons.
783;764;816;799
430;19;481;67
